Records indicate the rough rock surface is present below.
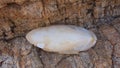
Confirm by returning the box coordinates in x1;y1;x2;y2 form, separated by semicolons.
0;0;120;68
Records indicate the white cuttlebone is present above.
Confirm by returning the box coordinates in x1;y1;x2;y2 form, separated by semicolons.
26;25;97;54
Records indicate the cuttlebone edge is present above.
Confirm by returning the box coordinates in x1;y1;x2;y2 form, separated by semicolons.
88;31;97;49
36;43;45;48
26;29;39;45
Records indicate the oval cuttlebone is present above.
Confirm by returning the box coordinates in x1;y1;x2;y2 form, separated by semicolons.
26;25;97;54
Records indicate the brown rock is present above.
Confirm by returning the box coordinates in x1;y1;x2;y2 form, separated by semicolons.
100;25;120;68
100;25;120;45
